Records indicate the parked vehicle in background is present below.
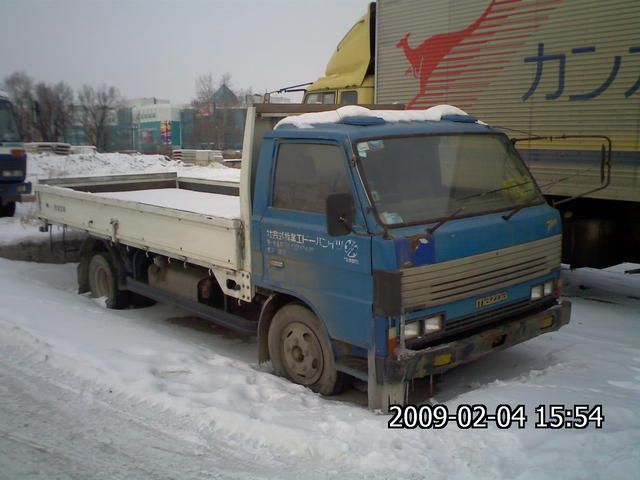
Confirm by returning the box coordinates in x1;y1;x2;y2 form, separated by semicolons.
0;91;32;217
36;104;571;411
305;0;640;268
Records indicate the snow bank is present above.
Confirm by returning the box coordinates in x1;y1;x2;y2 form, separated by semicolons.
0;258;638;478
27;151;241;184
275;104;475;129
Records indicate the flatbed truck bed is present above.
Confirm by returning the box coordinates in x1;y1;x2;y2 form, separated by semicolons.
37;172;249;294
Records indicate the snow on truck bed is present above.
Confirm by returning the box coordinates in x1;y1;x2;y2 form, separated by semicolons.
275;104;482;129
96;188;241;219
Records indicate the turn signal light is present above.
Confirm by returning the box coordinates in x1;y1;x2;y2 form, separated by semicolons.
10;149;25;158
387;326;398;353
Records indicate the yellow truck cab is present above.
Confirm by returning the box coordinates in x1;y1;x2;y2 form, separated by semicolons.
303;3;375;105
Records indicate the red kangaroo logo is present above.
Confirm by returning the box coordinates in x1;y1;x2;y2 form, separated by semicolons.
395;0;562;109
396;0;498;107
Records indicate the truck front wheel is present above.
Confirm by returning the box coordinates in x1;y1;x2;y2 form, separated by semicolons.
268;304;348;395
88;252;129;309
0;201;16;217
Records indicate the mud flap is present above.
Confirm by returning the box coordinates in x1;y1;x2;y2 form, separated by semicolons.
368;380;407;413
367;345;407;413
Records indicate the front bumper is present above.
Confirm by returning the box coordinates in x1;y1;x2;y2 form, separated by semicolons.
383;300;571;383
0;181;32;202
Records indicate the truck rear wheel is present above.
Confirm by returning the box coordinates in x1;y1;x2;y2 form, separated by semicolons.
0;201;16;217
88;252;129;309
268;304;348;395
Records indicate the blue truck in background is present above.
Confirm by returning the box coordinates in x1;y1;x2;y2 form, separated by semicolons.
36;104;571;411
0;91;31;217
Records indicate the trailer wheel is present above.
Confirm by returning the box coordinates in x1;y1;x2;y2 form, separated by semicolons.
88;252;128;309
0;201;16;218
268;304;348;395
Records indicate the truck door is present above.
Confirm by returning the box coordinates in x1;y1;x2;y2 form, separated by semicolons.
259;141;373;348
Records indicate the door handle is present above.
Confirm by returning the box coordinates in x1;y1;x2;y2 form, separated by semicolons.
269;258;285;269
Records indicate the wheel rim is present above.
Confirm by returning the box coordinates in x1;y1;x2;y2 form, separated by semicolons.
91;262;112;298
281;321;324;385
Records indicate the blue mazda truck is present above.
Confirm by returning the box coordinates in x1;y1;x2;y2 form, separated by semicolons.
0;91;31;217
36;104;571;411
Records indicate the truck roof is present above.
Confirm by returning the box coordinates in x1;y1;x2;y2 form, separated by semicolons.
270;105;494;142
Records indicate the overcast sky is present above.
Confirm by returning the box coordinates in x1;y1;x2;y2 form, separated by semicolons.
1;0;371;104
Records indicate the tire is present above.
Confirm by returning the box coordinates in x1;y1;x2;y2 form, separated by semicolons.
87;252;129;309
0;201;16;217
268;303;349;395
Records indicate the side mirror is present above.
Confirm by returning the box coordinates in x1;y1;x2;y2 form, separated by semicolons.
326;193;355;236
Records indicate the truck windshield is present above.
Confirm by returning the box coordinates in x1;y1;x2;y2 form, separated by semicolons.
355;133;544;226
0;100;21;142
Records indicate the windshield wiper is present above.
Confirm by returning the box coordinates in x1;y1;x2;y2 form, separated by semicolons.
455;180;534;203
426;207;465;238
502;196;543;221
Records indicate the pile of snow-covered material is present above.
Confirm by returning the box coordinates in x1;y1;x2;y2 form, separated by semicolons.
26;151;240;184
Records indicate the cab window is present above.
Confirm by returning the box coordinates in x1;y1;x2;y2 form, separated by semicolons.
272;143;350;213
305;93;322;104
322;92;336;104
304;92;337;104
340;91;358;105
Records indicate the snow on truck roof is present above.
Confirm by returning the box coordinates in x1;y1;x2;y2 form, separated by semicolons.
275;104;486;129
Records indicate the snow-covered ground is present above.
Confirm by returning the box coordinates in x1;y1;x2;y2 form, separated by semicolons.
1;152;240;247
1;152;639;478
0;257;638;479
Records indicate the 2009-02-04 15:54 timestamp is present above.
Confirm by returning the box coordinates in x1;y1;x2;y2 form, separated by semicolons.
387;403;605;430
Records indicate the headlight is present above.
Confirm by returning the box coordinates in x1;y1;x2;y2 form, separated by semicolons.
543;280;554;296
403;314;444;340
531;285;543;300
2;170;23;177
403;321;422;340
423;315;443;334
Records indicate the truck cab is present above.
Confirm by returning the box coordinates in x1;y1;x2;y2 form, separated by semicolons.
0;92;31;217
251;106;570;408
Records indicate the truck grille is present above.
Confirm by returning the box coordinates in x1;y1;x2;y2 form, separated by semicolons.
400;235;561;311
405;297;555;350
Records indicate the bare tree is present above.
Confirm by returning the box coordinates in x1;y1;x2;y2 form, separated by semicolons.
2;72;35;141
51;82;74;141
190;74;216;148
214;73;239;149
193;73;215;108
78;85;120;151
33;81;74;142
189;73;245;149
